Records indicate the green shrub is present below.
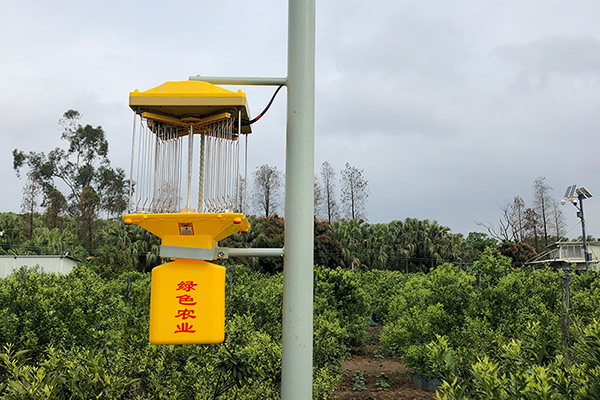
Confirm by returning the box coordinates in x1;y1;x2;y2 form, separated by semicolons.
314;266;370;348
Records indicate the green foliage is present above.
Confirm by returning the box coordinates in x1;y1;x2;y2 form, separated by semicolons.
373;348;384;359
314;266;370;349
12;110;129;249
226;265;284;337
0;344;139;400
380;264;476;359
313;311;348;370
469;247;512;284
0;267;151;357
314;218;343;269
89;245;135;279
0;213;24;247
365;250;600;399
330;217;470;272
227;265;369;374
436;320;600;399
376;372;390;391
465;231;498;261
352;370;366;391
211;314;281;399
379;251;570;393
497;239;538;265
0;265;360;399
359;269;408;324
10;219;600;399
221;215;284;274
313;367;343;400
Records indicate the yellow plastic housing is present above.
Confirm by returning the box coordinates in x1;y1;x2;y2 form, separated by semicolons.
123;212;249;345
129;81;252;134
149;259;225;344
122;212;249;249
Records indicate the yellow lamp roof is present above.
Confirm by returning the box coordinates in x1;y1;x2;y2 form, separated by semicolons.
130;81;251;133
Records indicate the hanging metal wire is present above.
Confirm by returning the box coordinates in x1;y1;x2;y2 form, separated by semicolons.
128;112;243;214
129;115;184;213
201;118;239;213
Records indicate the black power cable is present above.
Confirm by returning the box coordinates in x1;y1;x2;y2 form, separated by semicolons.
242;84;285;126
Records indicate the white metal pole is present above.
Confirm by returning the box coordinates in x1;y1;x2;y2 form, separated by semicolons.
282;0;315;398
188;76;286;86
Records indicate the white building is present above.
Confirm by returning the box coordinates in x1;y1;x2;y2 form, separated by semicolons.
529;242;600;271
0;255;79;278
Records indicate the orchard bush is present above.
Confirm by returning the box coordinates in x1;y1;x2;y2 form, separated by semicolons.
0;264;370;399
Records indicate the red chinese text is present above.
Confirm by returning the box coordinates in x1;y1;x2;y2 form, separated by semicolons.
174;322;196;333
176;294;197;306
176;280;198;292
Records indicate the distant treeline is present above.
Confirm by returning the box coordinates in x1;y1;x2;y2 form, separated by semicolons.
2;209;571;276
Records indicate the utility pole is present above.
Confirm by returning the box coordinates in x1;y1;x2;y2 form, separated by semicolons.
578;190;592;270
282;0;316;398
189;1;316;397
562;185;593;270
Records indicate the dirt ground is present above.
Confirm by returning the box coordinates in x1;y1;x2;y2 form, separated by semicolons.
332;328;438;400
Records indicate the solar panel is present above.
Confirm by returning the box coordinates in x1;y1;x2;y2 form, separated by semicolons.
576;187;593;199
564;185;577;198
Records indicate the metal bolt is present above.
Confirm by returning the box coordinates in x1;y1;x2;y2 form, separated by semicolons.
217;251;225;258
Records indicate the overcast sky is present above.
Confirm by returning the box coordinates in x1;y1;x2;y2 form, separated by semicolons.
1;0;599;239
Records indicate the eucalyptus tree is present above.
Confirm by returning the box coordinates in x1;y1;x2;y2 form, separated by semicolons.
524;208;540;250
20;176;42;240
251;164;283;218
551;202;567;240
314;177;324;219
12;110;129;219
44;189;67;230
78;186;101;250
320;161;339;223
532;177;554;248
340;163;369;220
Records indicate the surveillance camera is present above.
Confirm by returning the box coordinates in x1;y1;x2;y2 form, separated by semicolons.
561;199;566;206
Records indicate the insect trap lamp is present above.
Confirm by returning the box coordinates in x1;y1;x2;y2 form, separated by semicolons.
123;81;252;344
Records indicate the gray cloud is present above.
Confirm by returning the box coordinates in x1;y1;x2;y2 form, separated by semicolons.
494;35;600;90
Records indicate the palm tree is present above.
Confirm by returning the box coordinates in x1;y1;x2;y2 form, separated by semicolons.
98;219;131;250
332;218;367;269
425;220;450;270
31;227;70;255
